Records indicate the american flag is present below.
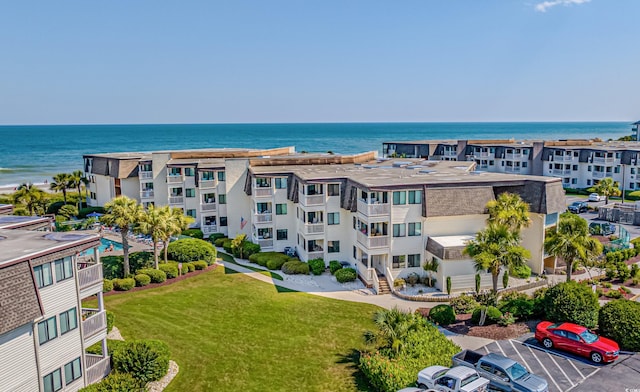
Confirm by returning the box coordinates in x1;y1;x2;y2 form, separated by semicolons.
240;216;247;229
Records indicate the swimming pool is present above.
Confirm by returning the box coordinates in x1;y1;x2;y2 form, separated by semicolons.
81;238;126;255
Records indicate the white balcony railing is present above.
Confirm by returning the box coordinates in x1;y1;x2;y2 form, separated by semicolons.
202;225;217;235
82;310;106;340
167;175;183;183
443;150;457;157
254;187;273;197
169;196;184;204
357;231;390;248
78;264;103;291
504;153;522;160
139;171;153;180
140;190;154;198
299;192;324;206
357;199;391;216
505;166;521;173
254;213;273;223
258;239;273;248
551;169;572;176
593;157;614;164
304;223;324;234
593;171;606;179
307;251;324;260
477;151;490;158
200;203;216;212
199;180;217;189
85;354;111;385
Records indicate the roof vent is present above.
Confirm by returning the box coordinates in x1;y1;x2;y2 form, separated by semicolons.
419;170;434;174
392;161;412;167
363;165;379;169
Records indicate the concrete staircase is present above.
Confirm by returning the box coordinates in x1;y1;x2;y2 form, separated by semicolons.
377;274;391;295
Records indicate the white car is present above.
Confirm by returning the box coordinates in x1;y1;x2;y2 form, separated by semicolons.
417;365;489;392
588;193;603;202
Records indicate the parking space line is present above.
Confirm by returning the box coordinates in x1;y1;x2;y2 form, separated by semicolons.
566;368;600;392
567;357;585;379
508;340;534;375
483;345;491;354
545;351;575;387
494;340;508;357
521;342;597;369
526;344;563;392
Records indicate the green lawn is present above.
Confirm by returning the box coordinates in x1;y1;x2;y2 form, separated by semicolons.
102;265;379;392
218;251;284;280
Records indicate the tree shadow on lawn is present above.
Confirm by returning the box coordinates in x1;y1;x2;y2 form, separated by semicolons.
223;266;297;293
336;348;371;392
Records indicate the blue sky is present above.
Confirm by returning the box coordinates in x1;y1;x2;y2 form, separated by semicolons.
0;0;638;124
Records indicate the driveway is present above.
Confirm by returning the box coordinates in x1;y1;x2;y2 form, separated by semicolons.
565;195;640;238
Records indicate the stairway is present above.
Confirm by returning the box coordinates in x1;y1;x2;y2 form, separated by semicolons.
377;274;391;295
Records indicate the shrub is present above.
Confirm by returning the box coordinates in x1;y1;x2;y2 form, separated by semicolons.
631;264;640;278
617;261;631;281
184;262;195;272
242;242;261;258
429;305;456;326
406;272;420;286
359;352;416;392
159;264;178;279
335;268;357;283
182;228;203;239
112;340;170;383
102;255;124;280
46;201;66;215
222;239;233;254
136;268;166;283
214;237;227;247
129;252;154;272
103;279;114;293
446;276;452;295
167;238;216;264
208;233;226;241
106;311;115;333
249;252;290;269
329;260;343;275
502;270;509;289
113;278;135;291
542;281;599;328
134;274;151;287
450;294;479;314
498;312;516;326
471;306;502;325
601;282;613;288
193;261;208;270
167;261;188;275
282;260;310;275
599;300;640;352
78;372;144;392
394;278;407;288
509;263;532;279
499;298;535;320
308;258;325;275
605;290;622;299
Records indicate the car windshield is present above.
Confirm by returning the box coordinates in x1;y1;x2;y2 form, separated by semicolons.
434;369;448;379
460;374;479;386
580;330;599;344
506;363;529;380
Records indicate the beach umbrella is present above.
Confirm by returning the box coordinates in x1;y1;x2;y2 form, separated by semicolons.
86;212;104;217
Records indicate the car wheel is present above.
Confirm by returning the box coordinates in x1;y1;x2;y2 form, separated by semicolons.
543;338;554;349
418;383;427;389
591;352;603;363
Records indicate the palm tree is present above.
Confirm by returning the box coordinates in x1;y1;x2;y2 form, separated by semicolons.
231;233;248;259
161;208;195;263
100;196;143;276
70;170;87;210
464;224;531;293
363;308;426;356
545;212;603;282
138;204;170;269
487;192;531;234
422;258;439;287
13;183;46;215
593;178;621;204
50;173;73;204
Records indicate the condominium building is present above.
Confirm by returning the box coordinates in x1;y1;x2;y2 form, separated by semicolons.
83;147;564;293
0;230;109;391
0;203;14;215
0;215;53;231
382;139;640;191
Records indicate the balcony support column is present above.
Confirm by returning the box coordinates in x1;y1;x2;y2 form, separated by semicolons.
101;338;108;358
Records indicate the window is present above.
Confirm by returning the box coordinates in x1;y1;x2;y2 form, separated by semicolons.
185;188;196;197
523;149;529;155
614;166;620;174
170;187;183;196
184;168;195;176
275;177;287;189
34;263;53;288
277;229;288;240
64;357;82;385
353;246;357;259
587;165;592;172
276;204;287;215
217;171;226;181
489;160;494;166
392;255;406;268
255;177;271;188
408;254;421;268
186;209;196;218
38;316;57;345
328;184;340;196
218;194;226;204
393;191;406;205
522;162;528;168
59;308;77;335
408;190;421;204
632;168;636;175
169;167;181;176
140;163;152;172
328;212;340;225
573;165;578;171
587;179;592;186
54;257;73;282
220;217;228;226
571;178;577;185
328;241;340;253
393;224;406;237
43;369;62;392
408;222;421;236
201;171;214;181
353;216;356;229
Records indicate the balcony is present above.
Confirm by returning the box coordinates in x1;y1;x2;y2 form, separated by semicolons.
303;223;324;235
254;187;273;197
357;199;391;216
139;171;153;180
552;169;572;176
504;153;522;160
140;190;154;199
299;192;324;206
504;166;521;173
593;157;614;164
78;264;103;298
476;151;490;158
443;150;457;157
82;309;107;347
202;225;217;235
254;213;273;223
307;250;324;259
200;203;216;212
257;239;273;248
167;175;183;184
593;171;606;179
169;196;184;205
199;179;217;189
357;231;390;248
85;354;111;386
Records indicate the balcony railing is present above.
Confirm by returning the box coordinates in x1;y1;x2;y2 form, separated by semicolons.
477;151;490;158
254;213;273;223
552;169;572;176
140;190;154;198
443;150;457;157
82;309;106;340
200;203;216;212
202;225;217;235
199;179;217;189
357;199;391;216
254;187;273;197
593;171;606;179
593;157;614;164
167;175;183;183
504;166;521;173
303;223;324;235
357;231;390;248
307;251;324;259
299;193;324;206
78;264;103;291
169;196;184;204
85;354;111;386
257;239;273;248
139;171;153;180
504;153;522;160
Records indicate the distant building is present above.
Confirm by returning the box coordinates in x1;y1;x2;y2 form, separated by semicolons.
0;203;14;215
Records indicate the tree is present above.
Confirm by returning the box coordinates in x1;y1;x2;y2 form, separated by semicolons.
231;233;248;259
422;258;439;287
593;177;621;204
161;208;195;263
138;205;169;269
544;212;603;282
464;224;531;293
100;196;143;276
58;204;78;219
487;192;531;234
69;170;87;210
50;173;73;204
13;183;46;215
363;308;426;356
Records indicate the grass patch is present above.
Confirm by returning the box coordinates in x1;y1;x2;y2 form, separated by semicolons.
99;267;378;392
218;251;284;281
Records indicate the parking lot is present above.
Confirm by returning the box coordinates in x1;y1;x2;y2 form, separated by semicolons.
565;196;640;238
480;333;637;392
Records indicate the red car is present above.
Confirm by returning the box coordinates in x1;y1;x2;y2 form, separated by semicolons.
535;321;619;363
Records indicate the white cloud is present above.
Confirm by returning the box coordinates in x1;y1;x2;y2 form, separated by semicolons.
534;0;591;12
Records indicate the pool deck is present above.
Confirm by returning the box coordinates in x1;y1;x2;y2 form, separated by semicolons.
100;232;155;255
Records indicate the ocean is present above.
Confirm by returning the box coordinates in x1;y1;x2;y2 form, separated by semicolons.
0;122;632;186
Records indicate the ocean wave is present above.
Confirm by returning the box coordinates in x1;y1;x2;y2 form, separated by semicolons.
0;167;15;172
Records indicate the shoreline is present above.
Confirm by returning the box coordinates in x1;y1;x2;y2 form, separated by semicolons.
0;183;50;195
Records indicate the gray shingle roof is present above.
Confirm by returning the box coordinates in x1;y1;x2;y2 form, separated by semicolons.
0;261;42;335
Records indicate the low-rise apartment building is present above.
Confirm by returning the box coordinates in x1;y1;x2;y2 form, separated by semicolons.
0;230;109;391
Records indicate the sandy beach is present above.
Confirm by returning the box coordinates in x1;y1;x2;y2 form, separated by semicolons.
0;182;51;195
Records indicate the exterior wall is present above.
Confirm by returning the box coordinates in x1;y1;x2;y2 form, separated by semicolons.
521;213;545;274
225;159;252;238
424;215;487;237
0;323;39;392
93;175;114;206
152;152;171;206
120;177;141;202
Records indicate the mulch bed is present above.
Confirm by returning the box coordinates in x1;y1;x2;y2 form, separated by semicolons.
597;287;635;301
444;313;536;341
103;264;219;296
